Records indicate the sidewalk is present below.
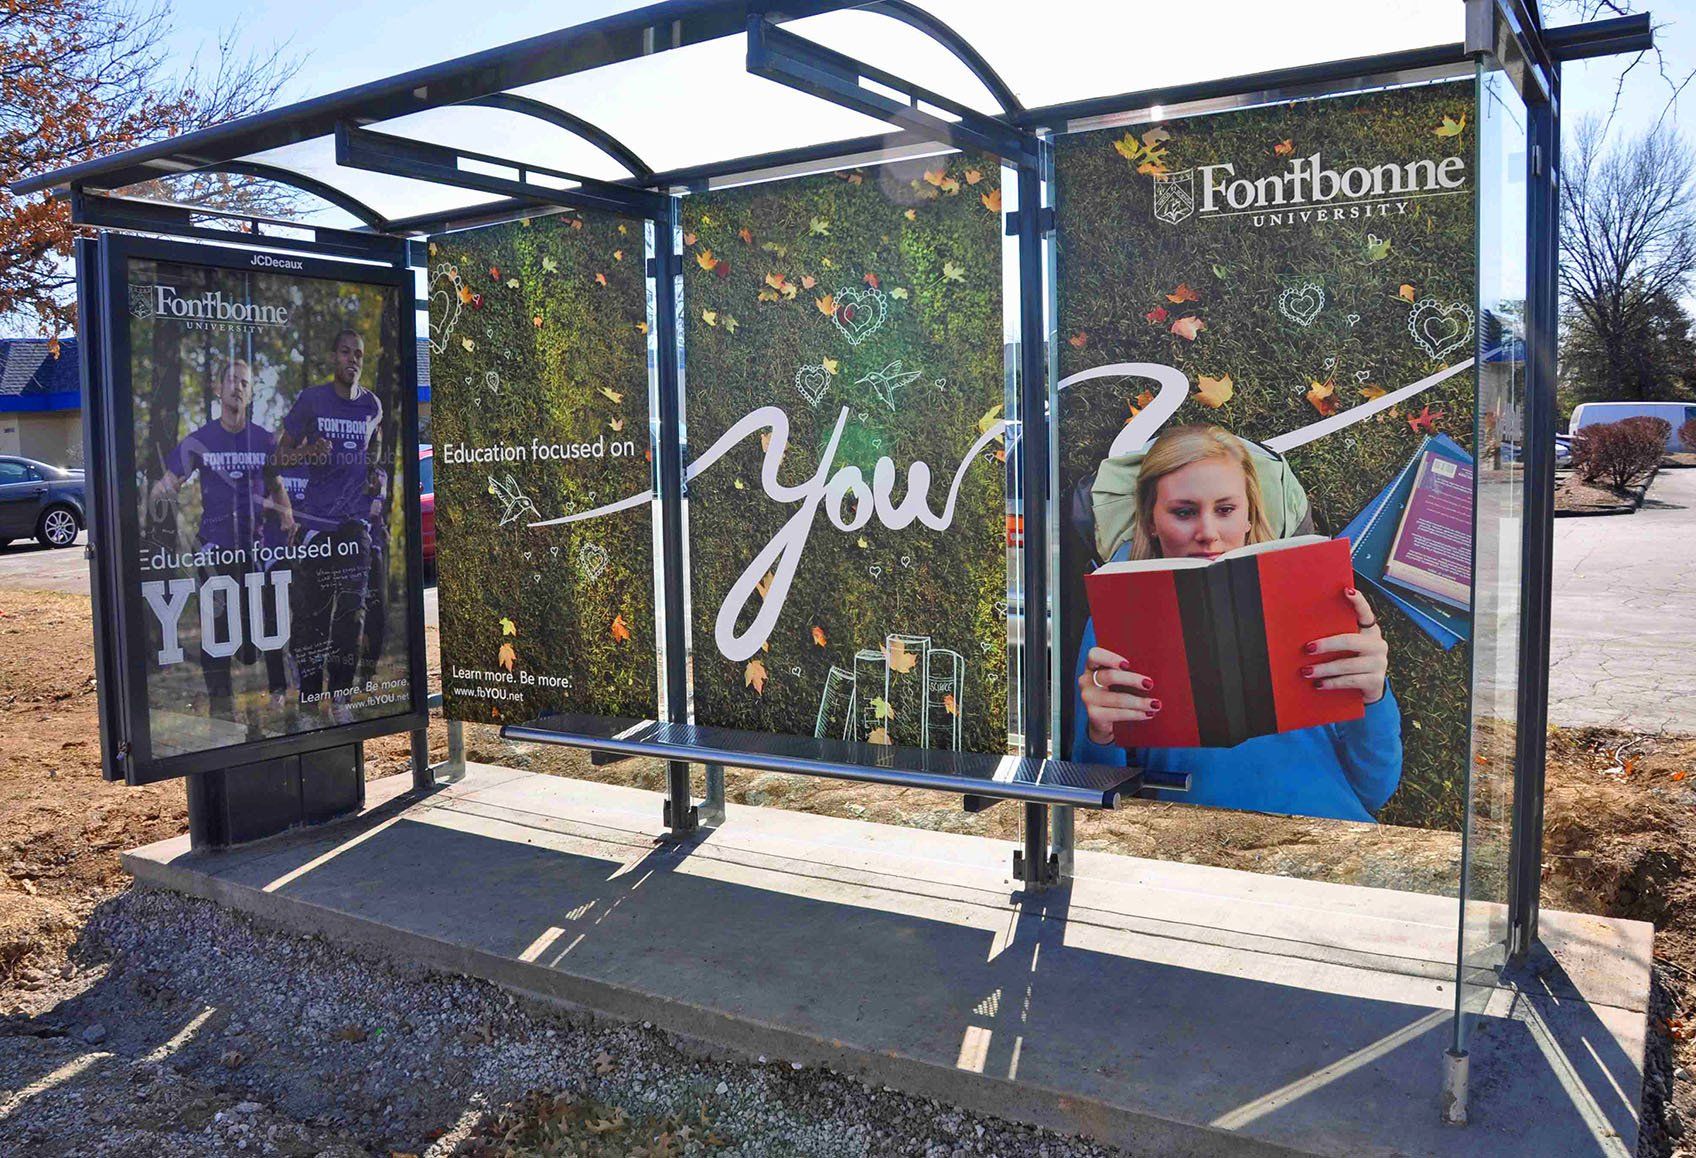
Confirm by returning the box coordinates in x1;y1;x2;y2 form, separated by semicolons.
124;766;1652;1157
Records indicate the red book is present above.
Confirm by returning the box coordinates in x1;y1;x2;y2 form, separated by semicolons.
1083;536;1364;749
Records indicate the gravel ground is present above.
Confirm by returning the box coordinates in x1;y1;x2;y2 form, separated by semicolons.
0;887;1128;1158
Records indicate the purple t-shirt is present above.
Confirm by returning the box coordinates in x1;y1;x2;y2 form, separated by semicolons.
283;383;383;527
165;420;276;549
263;466;309;550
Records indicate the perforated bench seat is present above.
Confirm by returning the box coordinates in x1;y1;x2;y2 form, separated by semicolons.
500;713;1187;810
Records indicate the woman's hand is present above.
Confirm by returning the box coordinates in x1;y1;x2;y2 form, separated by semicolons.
1079;646;1160;745
1304;587;1389;705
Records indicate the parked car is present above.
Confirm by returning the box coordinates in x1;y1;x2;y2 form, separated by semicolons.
1569;401;1696;450
0;455;84;548
419;445;435;574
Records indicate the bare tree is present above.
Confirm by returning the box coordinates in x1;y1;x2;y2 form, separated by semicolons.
0;1;301;337
1560;119;1696;400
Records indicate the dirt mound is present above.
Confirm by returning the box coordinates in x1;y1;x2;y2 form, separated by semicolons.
0;590;432;990
1542;728;1696;936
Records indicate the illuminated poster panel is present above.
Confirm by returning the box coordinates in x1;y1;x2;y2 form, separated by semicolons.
101;237;425;782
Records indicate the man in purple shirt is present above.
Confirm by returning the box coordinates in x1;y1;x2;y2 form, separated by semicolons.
149;360;294;721
276;328;384;725
258;465;309;716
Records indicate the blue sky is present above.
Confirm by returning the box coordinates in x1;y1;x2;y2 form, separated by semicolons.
148;1;1696;224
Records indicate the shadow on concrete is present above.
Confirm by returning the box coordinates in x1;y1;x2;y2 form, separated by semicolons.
131;798;1643;1157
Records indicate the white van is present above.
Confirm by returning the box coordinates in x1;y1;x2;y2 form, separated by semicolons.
1569;401;1696;450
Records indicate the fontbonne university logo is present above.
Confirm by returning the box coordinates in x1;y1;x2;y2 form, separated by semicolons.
1152;169;1196;225
127;284;291;331
1152;152;1467;229
127;283;155;320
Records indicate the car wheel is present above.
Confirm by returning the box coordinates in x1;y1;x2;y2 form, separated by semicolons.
37;505;80;548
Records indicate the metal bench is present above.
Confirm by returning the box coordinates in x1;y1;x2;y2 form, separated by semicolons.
494;712;1189;883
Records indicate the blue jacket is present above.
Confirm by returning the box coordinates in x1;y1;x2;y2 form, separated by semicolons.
1070;594;1403;825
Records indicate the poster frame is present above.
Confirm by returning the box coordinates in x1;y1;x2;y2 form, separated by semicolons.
87;232;428;786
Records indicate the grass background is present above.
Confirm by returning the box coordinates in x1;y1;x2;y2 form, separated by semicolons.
683;158;1008;752
429;212;657;725
1053;81;1478;830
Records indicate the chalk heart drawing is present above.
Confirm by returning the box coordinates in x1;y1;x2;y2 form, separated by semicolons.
577;542;609;583
790;666;803;677
1323;356;1336;369
428;267;465;354
831;286;888;346
484;370;501;394
1346;313;1361;326
1356;369;1372;382
550;546;560;557
869;563;884;579
1408;298;1475;361
900;554;913;568
1278;281;1325;327
794;364;830;408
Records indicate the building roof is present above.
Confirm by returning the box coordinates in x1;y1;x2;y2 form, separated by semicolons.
0;336;434;412
0;338;80;412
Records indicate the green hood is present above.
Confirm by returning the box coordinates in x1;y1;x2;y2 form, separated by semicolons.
1090;441;1314;563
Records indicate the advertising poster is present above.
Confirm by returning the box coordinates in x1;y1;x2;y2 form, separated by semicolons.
428;211;657;725
1053;81;1478;829
125;250;416;761
683;158;1008;753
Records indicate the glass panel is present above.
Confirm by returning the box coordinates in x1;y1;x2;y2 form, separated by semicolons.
428;210;661;728
677;155;1012;755
890;0;1459;111
1453;59;1528;1050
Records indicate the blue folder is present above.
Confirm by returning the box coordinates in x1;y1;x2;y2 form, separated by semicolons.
1337;433;1473;650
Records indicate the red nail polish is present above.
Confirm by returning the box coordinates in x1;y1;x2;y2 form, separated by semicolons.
1149;700;1162;710
1119;661;1133;672
1304;642;1318;654
1301;666;1313;677
1141;678;1154;690
1345;587;1358;597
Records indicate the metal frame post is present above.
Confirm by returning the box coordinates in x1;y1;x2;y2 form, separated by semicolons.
701;763;727;826
1507;64;1560;960
1014;152;1057;889
654;196;699;837
410;728;433;790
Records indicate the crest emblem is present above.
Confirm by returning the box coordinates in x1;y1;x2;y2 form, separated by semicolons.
1152;169;1195;225
128;284;155;319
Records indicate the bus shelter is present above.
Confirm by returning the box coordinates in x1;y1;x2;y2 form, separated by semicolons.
13;0;1655;1140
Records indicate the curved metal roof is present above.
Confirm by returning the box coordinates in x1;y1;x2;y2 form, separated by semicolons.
10;0;1637;235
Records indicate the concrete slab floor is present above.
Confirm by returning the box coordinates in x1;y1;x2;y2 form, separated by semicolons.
123;766;1653;1158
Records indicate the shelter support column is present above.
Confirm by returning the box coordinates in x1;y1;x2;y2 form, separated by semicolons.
655;196;698;837
1015;152;1059;889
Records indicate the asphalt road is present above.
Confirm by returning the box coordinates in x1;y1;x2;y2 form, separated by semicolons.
0;531;90;594
1548;466;1696;733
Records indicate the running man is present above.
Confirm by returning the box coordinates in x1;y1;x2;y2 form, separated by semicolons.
276;327;384;726
149;359;294;721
